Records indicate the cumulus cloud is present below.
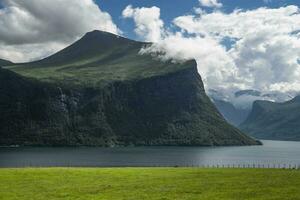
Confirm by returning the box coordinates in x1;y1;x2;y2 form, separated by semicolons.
0;0;119;62
136;5;300;103
140;33;239;91
199;0;222;8
122;5;164;42
0;42;66;64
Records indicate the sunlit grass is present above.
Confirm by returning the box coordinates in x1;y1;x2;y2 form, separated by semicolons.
5;45;195;88
1;168;299;200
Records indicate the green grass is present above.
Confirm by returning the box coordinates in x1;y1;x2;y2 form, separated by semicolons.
1;168;299;200
6;57;193;88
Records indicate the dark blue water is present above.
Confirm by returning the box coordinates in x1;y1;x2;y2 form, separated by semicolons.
1;140;300;167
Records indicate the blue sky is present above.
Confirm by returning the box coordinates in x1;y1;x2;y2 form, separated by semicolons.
95;0;300;100
97;0;300;40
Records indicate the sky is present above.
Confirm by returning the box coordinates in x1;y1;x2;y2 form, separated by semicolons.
1;0;300;107
99;0;300;40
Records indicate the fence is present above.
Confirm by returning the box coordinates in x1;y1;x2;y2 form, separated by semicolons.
170;163;300;169
3;162;300;169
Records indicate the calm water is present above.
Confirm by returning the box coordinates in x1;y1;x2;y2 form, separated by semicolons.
1;140;300;167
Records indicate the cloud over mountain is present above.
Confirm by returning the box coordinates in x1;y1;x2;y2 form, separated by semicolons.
122;5;164;42
1;0;300;107
0;0;119;62
129;5;300;100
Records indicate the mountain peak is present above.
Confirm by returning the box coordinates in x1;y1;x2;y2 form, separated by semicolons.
1;30;259;147
82;30;139;45
10;30;196;87
33;30;139;66
84;30;120;39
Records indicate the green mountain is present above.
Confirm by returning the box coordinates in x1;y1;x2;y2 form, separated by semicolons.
1;30;260;146
7;31;190;88
0;59;13;66
240;96;300;141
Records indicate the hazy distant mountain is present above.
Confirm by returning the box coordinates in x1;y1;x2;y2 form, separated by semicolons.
212;99;250;126
209;89;294;127
209;89;252;126
235;90;293;104
0;30;259;146
235;90;261;98
240;96;300;141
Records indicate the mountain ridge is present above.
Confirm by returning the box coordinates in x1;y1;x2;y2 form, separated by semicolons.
1;30;260;146
0;59;13;66
6;30;194;88
240;96;300;141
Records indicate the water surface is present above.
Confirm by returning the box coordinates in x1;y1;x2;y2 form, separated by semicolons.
1;140;300;167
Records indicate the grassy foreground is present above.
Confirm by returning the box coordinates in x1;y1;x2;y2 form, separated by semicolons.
1;168;300;200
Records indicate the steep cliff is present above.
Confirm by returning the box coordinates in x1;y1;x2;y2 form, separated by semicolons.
240;97;300;141
1;31;260;146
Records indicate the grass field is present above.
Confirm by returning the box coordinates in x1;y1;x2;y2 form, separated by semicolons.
1;168;300;200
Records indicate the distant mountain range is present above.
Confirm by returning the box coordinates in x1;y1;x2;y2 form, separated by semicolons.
240;96;300;141
235;90;261;98
212;99;250;126
0;30;259;146
208;89;294;127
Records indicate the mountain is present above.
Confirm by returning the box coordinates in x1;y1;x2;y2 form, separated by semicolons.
235;90;261;98
240;96;300;141
0;67;59;145
0;59;13;66
8;30;190;87
208;89;295;126
233;89;293;107
212;99;250;126
208;89;251;126
1;30;260;146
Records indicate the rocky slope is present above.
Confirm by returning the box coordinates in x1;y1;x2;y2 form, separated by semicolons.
0;30;260;146
0;59;12;66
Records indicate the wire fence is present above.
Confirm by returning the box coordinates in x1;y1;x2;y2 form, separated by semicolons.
3;162;300;169
177;163;300;169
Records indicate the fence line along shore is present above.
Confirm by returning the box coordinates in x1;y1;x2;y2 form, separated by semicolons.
1;163;300;169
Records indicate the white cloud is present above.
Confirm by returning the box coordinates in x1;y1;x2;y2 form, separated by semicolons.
122;5;164;42
138;5;300;102
0;42;66;64
140;33;239;91
2;1;300;107
173;6;300;39
199;0;222;8
0;0;119;62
